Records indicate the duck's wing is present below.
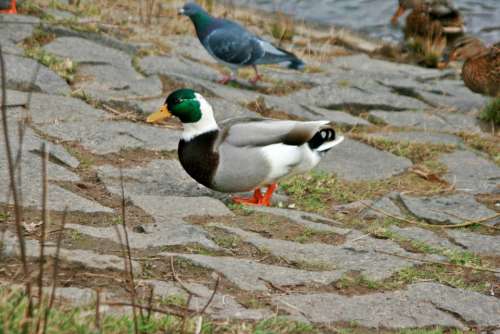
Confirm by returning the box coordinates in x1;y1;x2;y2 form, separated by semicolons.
220;118;342;151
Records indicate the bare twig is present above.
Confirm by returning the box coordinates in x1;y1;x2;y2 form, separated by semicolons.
361;202;500;231
0;44;32;324
95;288;101;332
376;250;500;273
258;277;288;294
42;208;67;334
427;209;500;229
146;285;154;321
169;256;201;297
103;301;187;318
119;169;139;333
35;143;49;333
199;275;220;315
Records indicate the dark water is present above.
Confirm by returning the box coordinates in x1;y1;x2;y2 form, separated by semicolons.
229;0;500;44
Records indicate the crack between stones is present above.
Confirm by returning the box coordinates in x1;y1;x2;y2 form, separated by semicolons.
322;103;406;115
376;80;437;108
428;301;470;330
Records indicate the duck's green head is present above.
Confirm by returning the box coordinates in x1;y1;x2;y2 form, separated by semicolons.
147;88;203;124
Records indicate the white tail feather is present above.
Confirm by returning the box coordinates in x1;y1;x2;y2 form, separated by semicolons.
316;136;344;152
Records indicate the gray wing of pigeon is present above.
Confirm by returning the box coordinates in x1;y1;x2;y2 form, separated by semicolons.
201;19;304;70
203;23;264;66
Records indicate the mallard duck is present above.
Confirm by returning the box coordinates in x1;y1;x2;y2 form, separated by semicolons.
449;39;500;97
0;0;16;14
392;0;463;34
179;3;304;85
146;89;344;206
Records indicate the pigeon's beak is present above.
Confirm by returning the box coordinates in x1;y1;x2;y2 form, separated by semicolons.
147;105;172;123
178;7;185;16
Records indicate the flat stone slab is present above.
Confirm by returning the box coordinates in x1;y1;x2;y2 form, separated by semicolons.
97;160;212;198
0;15;40;44
213;225;442;281
139;55;220;82
369;110;480;132
44;37;132;67
400;193;497;225
389;226;462;250
37;120;180;155
3;54;71;95
317;138;412;181
139;279;272;320
274;282;500;329
366;131;462;146
27;93;108;124
447;230;500;256
165;253;346;291
65;195;227;250
439;151;500;194
250;206;351;234
1;231;140;273
0;117;113;213
361;196;403;219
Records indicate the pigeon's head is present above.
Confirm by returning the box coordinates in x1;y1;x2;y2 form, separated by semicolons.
179;2;206;17
147;89;215;125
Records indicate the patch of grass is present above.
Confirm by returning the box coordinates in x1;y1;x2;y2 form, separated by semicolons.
254;317;317;334
395;265;488;293
457;131;500;165
64;146;95;169
268;12;296;43
0;212;9;222
160;294;187;308
479;98;500;125
68;229;83;241
337;79;351;88
23;29;77;84
443;249;482;267
227;203;254;216
336;273;382;290
281;170;448;213
352;134;455;163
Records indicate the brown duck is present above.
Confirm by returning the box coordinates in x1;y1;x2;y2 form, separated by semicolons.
449;38;500;97
392;0;464;36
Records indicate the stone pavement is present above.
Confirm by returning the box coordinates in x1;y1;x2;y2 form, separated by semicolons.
0;8;499;332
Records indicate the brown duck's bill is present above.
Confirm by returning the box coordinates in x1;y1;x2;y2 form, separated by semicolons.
147;105;172;123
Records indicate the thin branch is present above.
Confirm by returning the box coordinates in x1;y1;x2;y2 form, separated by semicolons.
199;275;220;315
169;256;201;297
361;202;500;230
258;277;288;294
95;288;101;332
35;143;49;334
42;208;67;334
0;43;32;324
103;301;188;318
146;285;154;321
119;169;139;333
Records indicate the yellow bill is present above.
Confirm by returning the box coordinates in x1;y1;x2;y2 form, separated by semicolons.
147;105;172;123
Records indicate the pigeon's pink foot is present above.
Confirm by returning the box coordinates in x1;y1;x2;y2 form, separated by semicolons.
217;76;233;85
249;74;263;85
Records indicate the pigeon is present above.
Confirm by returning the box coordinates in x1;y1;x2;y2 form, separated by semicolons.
179;2;305;84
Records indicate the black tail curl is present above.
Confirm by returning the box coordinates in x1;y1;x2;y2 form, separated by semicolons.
308;128;336;150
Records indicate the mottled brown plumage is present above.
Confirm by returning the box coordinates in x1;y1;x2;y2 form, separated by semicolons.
393;0;463;39
451;40;500;97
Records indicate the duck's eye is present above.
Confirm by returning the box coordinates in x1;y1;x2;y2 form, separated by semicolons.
173;98;182;104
